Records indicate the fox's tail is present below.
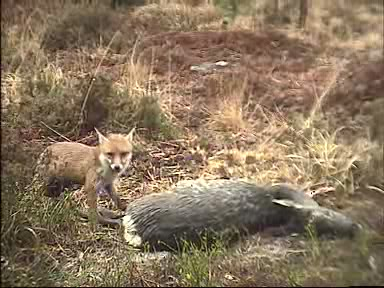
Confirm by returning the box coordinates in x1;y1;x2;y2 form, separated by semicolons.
27;147;50;191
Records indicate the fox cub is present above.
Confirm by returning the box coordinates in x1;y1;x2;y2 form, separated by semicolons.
32;128;135;226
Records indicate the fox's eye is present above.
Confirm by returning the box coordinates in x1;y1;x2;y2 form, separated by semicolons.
106;153;113;158
121;152;128;158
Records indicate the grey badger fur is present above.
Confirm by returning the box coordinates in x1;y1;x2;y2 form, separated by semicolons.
121;179;361;252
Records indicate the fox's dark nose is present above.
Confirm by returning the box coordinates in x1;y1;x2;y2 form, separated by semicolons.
111;164;122;172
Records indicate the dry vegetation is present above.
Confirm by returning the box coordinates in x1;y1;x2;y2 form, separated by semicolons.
1;0;384;286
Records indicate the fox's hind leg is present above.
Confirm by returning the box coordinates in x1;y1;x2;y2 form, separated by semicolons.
45;176;66;197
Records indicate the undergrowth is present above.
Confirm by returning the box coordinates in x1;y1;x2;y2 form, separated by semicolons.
1;0;383;287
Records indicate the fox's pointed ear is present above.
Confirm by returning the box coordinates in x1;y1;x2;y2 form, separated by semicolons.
95;128;109;144
125;127;135;142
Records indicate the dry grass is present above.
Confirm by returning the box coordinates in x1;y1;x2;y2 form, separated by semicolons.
206;76;250;133
2;0;384;287
225;0;383;52
133;2;222;32
203;106;379;195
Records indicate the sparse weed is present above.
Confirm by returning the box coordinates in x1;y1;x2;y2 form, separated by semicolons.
287;269;305;287
41;6;128;53
133;2;222;32
1;178;80;287
132;94;182;140
174;235;226;287
206;75;250;134
305;224;321;260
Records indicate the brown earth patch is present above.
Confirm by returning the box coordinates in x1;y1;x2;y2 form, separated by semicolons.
136;30;325;115
325;58;384;116
134;30;383;125
51;30;382;132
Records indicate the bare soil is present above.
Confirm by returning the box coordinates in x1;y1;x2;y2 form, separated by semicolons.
135;30;383;119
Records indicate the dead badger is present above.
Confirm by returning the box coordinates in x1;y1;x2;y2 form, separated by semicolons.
121;179;361;252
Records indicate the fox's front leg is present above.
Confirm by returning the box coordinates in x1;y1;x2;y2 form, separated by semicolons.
98;207;124;219
110;183;127;211
85;171;121;227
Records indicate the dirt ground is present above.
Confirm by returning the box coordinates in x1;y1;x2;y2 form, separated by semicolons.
134;30;383;119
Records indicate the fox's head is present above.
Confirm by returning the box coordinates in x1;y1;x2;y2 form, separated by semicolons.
95;127;135;176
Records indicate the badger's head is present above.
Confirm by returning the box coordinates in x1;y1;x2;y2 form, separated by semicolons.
272;199;362;238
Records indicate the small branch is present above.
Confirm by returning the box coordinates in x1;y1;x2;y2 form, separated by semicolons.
305;63;343;128
40;121;71;142
79;31;120;123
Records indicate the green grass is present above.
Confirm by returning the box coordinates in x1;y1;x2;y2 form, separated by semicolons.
174;236;226;287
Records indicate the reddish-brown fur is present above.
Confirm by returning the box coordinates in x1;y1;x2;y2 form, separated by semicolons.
33;128;135;226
